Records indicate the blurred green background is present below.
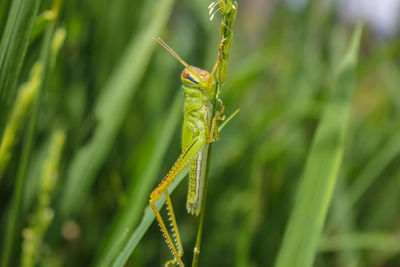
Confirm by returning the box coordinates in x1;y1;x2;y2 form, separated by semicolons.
0;0;400;266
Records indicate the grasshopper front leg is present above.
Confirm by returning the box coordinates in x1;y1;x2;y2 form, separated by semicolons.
209;106;226;142
203;105;226;144
150;138;205;266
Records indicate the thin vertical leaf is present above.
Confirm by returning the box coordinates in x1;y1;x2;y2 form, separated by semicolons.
274;23;363;267
107;117;236;267
21;130;65;267
94;93;182;267
0;0;11;34
0;0;42;138
0;2;62;265
58;0;176;218
110;169;188;267
332;130;400;228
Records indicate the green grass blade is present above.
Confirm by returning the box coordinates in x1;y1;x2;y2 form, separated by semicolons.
110;169;188;267
331;130;400;229
0;62;43;267
0;4;60;265
21;130;65;267
274;23;363;267
107;117;237;267
328;175;360;266
58;0;176;218
319;232;400;252
0;0;11;34
0;0;42;137
30;10;57;42
365;167;400;228
0;64;41;181
94;93;182;267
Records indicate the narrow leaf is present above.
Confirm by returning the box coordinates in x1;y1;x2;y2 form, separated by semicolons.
274;23;363;267
94;93;182;267
0;0;42;137
107;116;238;267
58;0;176;218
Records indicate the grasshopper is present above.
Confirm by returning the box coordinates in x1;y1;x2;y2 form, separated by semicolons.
149;37;225;267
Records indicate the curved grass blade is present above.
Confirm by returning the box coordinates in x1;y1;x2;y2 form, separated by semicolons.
0;62;43;267
21;130;65;267
58;0;176;218
274;23;363;267
0;2;61;265
0;0;41;138
330;130;400;229
108;115;238;267
0;64;41;181
94;93;182;267
319;232;400;253
111;169;188;267
0;0;11;35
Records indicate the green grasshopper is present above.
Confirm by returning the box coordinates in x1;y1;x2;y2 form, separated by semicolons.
149;37;225;267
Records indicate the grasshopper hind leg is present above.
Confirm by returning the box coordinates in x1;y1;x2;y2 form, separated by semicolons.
150;190;184;267
164;189;184;264
150;138;205;266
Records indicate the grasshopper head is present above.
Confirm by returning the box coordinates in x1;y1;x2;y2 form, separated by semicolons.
181;66;214;90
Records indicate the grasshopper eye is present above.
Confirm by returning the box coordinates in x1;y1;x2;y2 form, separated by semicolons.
182;70;198;84
182;70;190;78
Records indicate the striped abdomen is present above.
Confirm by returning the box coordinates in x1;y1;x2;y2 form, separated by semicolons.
186;144;209;216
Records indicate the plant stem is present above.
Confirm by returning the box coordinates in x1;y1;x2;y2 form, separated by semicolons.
191;78;222;267
192;1;237;265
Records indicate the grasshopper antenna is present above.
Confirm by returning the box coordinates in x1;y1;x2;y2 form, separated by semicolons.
153;37;190;68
